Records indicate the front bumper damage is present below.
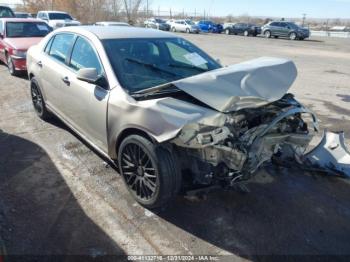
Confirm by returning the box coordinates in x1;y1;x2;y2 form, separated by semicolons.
169;97;350;187
303;131;350;178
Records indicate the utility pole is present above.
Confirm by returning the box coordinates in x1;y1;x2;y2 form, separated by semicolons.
146;0;149;18
302;13;307;27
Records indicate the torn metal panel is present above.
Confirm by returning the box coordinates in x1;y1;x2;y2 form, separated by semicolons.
172;57;298;112
304;131;350;178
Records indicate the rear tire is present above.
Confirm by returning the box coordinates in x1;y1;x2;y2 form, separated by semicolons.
118;135;182;209
186;28;190;34
289;32;297;40
225;29;231;35
30;77;51;120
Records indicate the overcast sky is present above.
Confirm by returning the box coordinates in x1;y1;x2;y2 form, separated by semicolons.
3;0;350;18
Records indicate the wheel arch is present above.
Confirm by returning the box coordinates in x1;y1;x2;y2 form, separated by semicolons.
113;127;156;160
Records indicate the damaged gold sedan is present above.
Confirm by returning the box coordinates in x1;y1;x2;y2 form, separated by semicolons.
27;26;350;208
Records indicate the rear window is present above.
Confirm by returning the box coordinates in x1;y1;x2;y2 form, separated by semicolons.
6;22;52;38
0;6;15;18
48;13;72;20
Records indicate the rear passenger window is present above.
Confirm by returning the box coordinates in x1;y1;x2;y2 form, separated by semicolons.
49;33;75;63
44;36;54;53
69;37;102;75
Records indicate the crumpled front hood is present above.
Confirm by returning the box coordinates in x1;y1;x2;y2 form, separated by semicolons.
172;57;297;112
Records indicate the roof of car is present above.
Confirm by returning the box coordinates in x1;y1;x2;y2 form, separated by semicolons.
0;18;43;23
96;21;130;25
56;26;175;39
39;11;69;14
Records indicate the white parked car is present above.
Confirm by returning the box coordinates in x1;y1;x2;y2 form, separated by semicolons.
170;19;200;34
37;11;80;29
95;21;130;27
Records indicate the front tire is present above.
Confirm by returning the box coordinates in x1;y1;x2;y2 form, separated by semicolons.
264;30;271;38
7;56;18;76
186;28;190;34
30;77;51;120
118;135;182;209
243;30;249;37
171;27;176;32
225;29;231;35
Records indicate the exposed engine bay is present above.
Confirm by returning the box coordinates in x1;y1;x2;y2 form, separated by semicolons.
170;94;322;186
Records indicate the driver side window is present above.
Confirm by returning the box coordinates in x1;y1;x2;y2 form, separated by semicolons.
69;36;102;75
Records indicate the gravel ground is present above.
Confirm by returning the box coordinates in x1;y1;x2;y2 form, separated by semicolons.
0;33;350;261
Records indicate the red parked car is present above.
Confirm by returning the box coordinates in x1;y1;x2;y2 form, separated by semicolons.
0;18;52;75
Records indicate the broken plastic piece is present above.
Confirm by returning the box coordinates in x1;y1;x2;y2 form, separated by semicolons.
304;131;350;178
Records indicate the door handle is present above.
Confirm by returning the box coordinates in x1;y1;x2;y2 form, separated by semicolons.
61;76;70;86
37;61;43;68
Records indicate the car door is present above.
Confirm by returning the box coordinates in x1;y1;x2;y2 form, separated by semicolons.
180;21;186;32
279;22;289;37
0;20;5;62
59;36;109;151
39;33;76;116
237;23;244;34
150;19;156;29
269;22;279;36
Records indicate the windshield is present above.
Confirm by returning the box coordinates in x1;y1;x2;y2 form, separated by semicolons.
103;37;221;93
0;7;14;18
48;13;72;20
6;22;52;38
287;23;299;29
155;19;165;23
185;20;195;25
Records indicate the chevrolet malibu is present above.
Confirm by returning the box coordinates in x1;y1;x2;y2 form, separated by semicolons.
27;26;350;208
0;18;52;75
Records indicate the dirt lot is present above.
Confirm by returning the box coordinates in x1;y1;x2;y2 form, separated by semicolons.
1;34;350;261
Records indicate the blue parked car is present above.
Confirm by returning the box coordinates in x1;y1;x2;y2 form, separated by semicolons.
197;20;223;33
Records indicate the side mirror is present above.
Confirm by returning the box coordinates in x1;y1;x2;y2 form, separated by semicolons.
77;68;108;89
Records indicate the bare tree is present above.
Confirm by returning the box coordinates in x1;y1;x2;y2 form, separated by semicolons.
123;0;144;24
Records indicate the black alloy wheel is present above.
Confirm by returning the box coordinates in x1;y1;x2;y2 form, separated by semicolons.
30;77;51;120
118;135;182;209
120;142;158;201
